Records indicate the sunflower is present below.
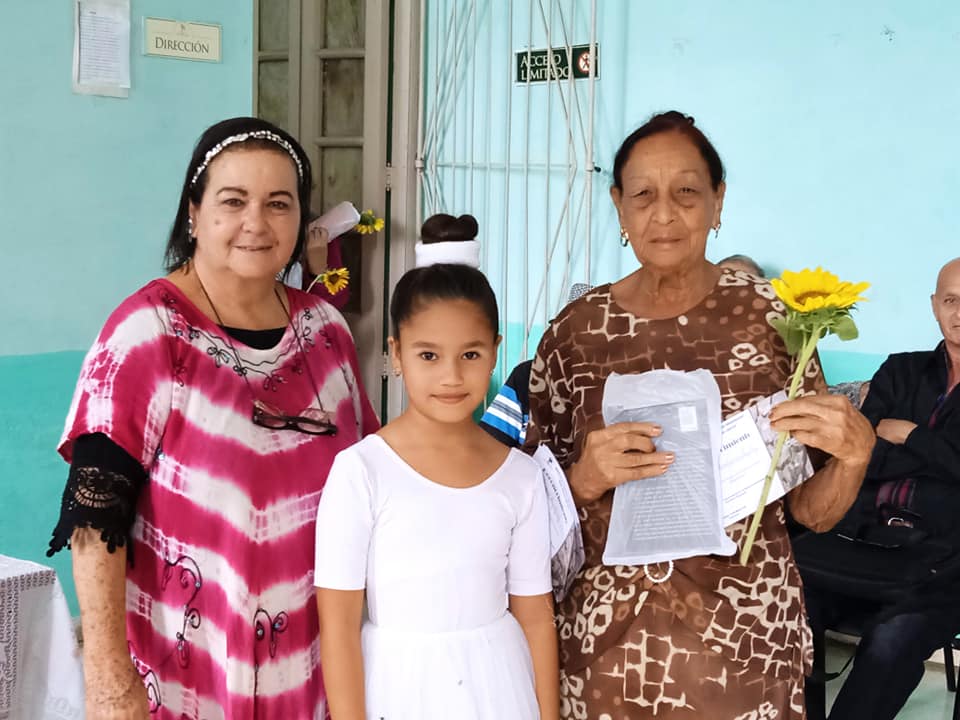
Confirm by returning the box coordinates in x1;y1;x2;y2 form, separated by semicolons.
741;264;870;564
320;267;350;295
771;267;870;313
356;209;384;235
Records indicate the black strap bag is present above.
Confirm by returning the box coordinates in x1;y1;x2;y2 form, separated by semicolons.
793;483;960;611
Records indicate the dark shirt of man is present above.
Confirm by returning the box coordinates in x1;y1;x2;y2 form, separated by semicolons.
859;342;960;534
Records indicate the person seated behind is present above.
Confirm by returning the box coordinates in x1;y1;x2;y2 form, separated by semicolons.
718;253;764;277
481;360;533;447
480;283;593;447
804;257;960;720
300;210;351;311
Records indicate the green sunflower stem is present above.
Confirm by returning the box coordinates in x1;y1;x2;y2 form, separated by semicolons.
739;431;789;564
739;330;821;564
305;274;322;294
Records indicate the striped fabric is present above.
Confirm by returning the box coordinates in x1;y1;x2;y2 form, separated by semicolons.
481;286;591;448
480;361;532;447
60;279;378;719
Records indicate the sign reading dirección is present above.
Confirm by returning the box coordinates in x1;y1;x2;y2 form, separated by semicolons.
516;44;599;83
145;18;222;63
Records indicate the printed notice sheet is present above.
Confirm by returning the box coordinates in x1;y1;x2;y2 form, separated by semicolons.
73;0;131;97
603;399;735;565
533;445;584;601
720;390;814;526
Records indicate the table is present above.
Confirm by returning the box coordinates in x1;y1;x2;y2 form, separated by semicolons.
0;554;84;720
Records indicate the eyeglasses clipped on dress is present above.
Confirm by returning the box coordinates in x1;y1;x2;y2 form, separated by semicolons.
195;275;340;437
252;400;338;436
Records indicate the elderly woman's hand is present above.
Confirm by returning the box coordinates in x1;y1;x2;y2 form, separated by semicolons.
769;394;875;467
568;422;674;505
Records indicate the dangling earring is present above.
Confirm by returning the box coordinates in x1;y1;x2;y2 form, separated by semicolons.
187;217;196;242
393;367;401;377
620;227;630;247
713;220;721;239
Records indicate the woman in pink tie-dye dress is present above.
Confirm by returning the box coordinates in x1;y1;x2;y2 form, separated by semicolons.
48;117;377;719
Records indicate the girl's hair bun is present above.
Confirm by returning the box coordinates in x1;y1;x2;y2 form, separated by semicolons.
421;213;479;244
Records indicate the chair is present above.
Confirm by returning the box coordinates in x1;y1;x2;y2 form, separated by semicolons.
793;529;959;719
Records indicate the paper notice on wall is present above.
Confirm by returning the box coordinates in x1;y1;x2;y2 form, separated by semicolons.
73;0;131;98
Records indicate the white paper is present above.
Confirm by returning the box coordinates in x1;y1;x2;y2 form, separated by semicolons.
601;370;737;566
532;445;584;601
315;201;361;240
284;261;304;290
720;390;815;526
534;445;578;556
73;0;130;98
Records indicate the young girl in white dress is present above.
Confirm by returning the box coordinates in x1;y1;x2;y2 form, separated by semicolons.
314;214;559;719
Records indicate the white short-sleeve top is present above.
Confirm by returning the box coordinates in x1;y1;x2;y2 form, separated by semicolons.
314;434;551;632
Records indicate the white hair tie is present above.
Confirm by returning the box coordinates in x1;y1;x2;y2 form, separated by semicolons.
414;240;481;269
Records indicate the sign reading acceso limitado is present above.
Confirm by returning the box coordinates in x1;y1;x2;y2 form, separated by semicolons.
516;44;599;83
144;18;221;62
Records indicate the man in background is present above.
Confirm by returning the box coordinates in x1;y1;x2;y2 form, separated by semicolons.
805;257;960;720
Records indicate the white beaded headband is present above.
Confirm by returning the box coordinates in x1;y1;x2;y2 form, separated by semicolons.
190;130;304;186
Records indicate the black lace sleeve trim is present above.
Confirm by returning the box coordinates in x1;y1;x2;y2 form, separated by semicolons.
47;433;148;560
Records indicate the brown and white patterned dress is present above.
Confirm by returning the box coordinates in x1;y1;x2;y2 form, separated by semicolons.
527;269;825;720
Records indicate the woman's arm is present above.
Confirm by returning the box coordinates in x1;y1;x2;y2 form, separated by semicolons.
72;528;150;720
776;394;876;531
565;422;674;506
526;326;671;508
788;456;871;532
316;588;366;720
510;593;560;720
49;434;149;719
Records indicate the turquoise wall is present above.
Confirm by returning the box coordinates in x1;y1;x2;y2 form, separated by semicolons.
0;1;254;613
424;1;958;380
0;353;85;612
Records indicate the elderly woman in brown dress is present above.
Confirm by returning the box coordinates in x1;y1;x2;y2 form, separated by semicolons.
527;111;876;720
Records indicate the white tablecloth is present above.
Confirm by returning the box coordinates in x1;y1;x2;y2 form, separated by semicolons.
0;554;84;720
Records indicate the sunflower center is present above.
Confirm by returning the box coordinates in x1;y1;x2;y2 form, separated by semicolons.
793;291;831;304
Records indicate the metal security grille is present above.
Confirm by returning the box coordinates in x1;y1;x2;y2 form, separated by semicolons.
417;0;599;376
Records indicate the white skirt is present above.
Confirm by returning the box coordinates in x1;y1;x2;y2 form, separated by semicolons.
361;612;540;719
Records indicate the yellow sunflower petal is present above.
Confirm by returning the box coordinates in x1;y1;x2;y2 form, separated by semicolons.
771;267;868;313
770;277;803;310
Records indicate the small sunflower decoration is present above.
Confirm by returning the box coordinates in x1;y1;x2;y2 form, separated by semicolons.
740;266;870;563
306;267;350;295
356;209;384;235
